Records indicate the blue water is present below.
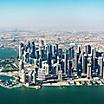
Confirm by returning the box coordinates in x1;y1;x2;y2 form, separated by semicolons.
0;48;17;59
0;86;104;104
0;75;15;81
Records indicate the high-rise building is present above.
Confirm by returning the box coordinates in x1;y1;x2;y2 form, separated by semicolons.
32;70;36;84
69;47;71;60
39;58;42;68
40;48;44;60
67;60;72;78
82;54;88;74
30;41;36;58
36;50;39;59
98;57;103;78
47;52;52;74
64;49;68;75
84;45;91;55
19;42;24;59
19;59;25;83
77;45;81;54
60;60;64;73
19;59;24;71
87;63;92;79
55;44;59;56
74;53;79;72
71;47;74;59
58;48;63;58
38;68;46;81
58;70;62;81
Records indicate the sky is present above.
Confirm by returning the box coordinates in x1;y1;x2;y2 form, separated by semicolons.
0;0;104;31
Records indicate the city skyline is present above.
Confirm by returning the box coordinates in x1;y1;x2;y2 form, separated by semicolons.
0;0;104;31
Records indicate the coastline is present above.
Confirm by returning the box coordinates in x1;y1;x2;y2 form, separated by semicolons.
0;81;104;90
0;72;104;89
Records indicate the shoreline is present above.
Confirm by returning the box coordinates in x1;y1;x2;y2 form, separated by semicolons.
0;79;104;90
0;82;104;90
0;73;104;89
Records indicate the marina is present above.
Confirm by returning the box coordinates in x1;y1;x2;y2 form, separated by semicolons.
0;75;22;89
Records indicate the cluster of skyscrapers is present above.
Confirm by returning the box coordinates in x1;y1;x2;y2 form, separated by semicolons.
19;40;104;85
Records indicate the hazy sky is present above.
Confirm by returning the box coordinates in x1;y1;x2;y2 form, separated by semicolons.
0;0;104;31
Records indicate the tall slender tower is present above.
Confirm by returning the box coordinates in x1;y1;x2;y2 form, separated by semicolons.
32;70;36;84
19;59;25;83
31;41;36;58
98;57;103;78
82;54;88;74
64;49;68;75
19;42;24;59
87;63;92;79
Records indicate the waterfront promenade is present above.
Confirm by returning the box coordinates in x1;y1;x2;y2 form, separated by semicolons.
0;71;104;89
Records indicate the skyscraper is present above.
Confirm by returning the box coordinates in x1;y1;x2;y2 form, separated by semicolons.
19;42;24;59
87;63;92;79
30;41;36;58
71;47;74;59
40;48;44;60
98;57;103;78
67;60;72;78
64;49;69;75
36;50;39;59
84;45;91;55
32;70;36;84
69;47;71;60
82;54;88;74
47;52;52;74
39;58;42;68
